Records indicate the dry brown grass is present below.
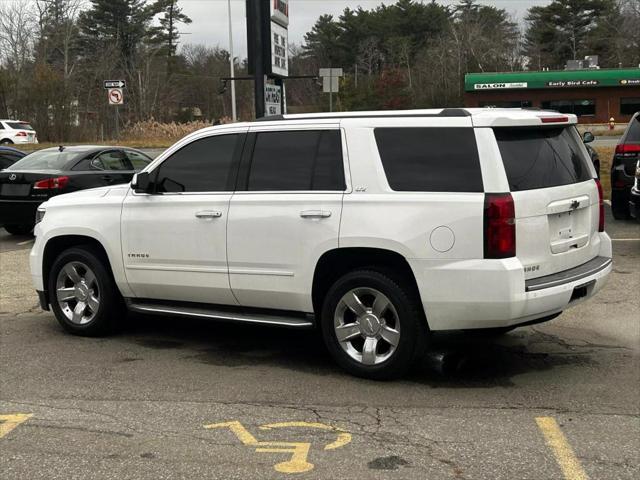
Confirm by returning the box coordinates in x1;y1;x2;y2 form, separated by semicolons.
595;145;615;199
122;119;213;143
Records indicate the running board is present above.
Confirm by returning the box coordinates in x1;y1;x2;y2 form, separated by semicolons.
126;300;315;329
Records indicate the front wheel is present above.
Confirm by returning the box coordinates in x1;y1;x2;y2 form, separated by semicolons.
48;246;123;336
321;269;428;380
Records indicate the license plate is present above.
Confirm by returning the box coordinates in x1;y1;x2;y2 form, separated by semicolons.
0;184;31;196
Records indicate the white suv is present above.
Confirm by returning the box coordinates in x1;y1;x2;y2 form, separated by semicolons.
30;109;612;379
0;120;38;144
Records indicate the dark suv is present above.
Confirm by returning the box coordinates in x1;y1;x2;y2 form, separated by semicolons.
611;112;640;219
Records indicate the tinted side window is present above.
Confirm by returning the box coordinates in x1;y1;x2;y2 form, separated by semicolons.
96;150;133;171
494;127;592;191
126;150;152;170
156;134;239;193
247;130;344;191
374;127;483;192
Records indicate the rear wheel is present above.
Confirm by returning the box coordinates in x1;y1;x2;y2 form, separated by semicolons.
48;246;123;336
611;199;630;220
0;139;13;145
321;269;428;380
4;224;33;235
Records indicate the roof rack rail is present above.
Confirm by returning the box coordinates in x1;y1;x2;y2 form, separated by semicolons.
252;108;471;122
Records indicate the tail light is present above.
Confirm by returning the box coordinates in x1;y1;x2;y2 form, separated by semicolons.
33;176;69;190
595;179;605;232
540;116;569;123
615;144;640;156
15;131;27;137
484;193;516;259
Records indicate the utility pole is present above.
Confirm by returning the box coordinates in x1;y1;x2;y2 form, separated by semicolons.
247;0;266;118
227;0;237;121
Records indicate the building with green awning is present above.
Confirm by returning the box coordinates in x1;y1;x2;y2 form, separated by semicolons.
464;68;640;124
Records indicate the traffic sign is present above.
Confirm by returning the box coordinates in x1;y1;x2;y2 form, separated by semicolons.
108;88;124;105
104;80;126;89
265;84;282;116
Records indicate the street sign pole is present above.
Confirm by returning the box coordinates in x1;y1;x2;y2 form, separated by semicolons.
247;0;265;118
329;69;333;113
115;106;119;140
227;0;237;121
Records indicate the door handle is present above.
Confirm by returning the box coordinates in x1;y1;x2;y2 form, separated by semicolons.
195;210;222;219
300;210;331;218
101;175;115;183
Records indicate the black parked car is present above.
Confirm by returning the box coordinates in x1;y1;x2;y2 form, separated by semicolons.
611;112;640;219
0;146;26;169
0;146;152;235
582;131;600;177
629;160;640;222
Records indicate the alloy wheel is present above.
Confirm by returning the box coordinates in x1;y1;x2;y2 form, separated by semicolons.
55;261;100;325
333;287;400;365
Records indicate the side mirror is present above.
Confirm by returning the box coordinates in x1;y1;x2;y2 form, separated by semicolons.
132;172;151;193
583;131;595;144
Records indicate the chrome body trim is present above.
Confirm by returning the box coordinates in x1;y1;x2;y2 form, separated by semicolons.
525;256;612;292
127;301;314;328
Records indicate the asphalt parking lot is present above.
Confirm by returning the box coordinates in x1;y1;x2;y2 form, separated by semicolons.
0;208;638;479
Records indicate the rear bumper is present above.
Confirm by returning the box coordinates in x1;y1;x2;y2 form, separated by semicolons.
0;199;41;226
409;234;612;331
9;137;37;145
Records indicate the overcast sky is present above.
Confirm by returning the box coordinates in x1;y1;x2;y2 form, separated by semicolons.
177;0;553;58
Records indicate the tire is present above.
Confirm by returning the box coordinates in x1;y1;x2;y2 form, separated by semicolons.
0;139;13;145
4;224;34;235
48;245;124;336
320;269;428;380
611;202;630;220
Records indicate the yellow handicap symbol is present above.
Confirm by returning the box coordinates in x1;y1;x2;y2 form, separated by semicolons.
0;413;33;439
204;420;352;474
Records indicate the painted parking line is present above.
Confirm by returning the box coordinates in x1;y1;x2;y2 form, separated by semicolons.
536;416;588;480
0;413;33;439
611;238;640;241
16;239;34;246
205;420;352;474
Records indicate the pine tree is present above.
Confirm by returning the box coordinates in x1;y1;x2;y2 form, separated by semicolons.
78;0;154;72
149;0;192;75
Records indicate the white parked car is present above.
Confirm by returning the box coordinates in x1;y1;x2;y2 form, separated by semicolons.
0;120;38;144
30;108;612;379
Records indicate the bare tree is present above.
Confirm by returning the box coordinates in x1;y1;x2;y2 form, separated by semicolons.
0;1;36;72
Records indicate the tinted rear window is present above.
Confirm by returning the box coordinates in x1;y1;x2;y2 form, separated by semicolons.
5;122;34;131
7;150;78;170
624;115;640;143
374;127;483;192
494;127;592;191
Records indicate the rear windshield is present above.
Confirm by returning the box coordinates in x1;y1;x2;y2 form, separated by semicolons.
7;150;78;170
5;122;34;131
494;127;592;191
374;127;484;192
624;115;640;143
